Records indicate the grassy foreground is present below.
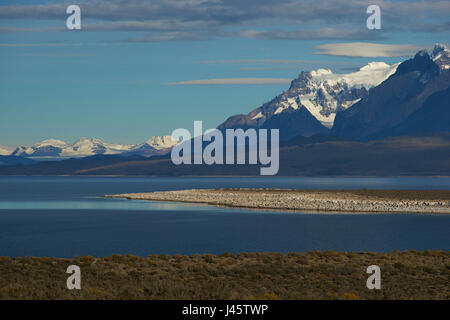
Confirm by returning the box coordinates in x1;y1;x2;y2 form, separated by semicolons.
0;251;448;300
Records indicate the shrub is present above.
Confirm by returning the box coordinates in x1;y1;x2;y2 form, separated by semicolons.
254;292;280;300
80;256;95;264
342;292;360;300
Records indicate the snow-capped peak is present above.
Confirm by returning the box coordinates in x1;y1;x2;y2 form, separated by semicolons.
63;137;115;157
145;135;179;150
431;43;449;56
0;145;15;156
309;61;399;88
32;139;68;149
310;68;333;77
258;61;400;128
431;43;450;70
72;137;102;148
360;61;391;71
12;138;69;157
3;135;180;159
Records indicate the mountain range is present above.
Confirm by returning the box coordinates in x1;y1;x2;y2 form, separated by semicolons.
219;43;450;141
218;61;398;140
1;136;179;159
1;44;449;175
2;133;447;176
332;45;450;140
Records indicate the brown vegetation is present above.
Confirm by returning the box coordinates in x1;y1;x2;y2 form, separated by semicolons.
0;251;448;300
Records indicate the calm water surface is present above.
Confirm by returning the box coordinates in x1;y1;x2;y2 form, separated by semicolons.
0;176;449;257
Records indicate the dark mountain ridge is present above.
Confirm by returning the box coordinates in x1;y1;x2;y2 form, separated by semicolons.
331;50;450;140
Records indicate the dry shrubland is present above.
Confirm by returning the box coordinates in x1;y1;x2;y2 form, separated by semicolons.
0;250;448;300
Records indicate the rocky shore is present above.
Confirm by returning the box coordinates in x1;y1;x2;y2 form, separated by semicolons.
105;189;450;214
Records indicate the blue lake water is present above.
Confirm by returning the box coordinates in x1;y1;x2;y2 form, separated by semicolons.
0;176;449;257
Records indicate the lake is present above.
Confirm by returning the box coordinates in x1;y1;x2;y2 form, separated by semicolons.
0;176;449;257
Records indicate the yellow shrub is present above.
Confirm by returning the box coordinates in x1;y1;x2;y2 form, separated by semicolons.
255;292;280;300
342;292;360;300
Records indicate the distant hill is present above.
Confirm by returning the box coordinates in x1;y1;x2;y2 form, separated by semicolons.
0;155;146;175
0;156;36;167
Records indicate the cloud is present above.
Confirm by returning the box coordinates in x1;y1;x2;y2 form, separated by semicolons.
20;53;100;58
314;43;429;57
236;28;385;41
238;67;294;71
167;78;292;85
83;20;218;32
123;30;220;42
201;59;319;65
0;0;448;41
2;0;448;25
200;58;364;73
0;42;74;47
0;26;63;32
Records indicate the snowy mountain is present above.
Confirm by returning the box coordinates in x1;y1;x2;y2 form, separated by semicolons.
285;62;399;127
0;145;15;156
3;45;448;158
219;44;450;141
219;59;399;140
431;43;450;70
7;136;179;158
332;44;450;140
123;136;180;157
33;139;69;149
60;137;133;157
11;139;69;157
144;136;179;150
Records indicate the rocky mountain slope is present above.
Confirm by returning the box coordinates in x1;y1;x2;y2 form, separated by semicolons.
218;61;399;140
332;45;450;140
219;44;449;142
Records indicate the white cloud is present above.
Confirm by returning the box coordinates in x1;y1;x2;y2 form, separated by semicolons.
0;42;73;47
0;26;62;32
236;28;383;41
201;59;317;65
167;78;292;85
314;43;429;57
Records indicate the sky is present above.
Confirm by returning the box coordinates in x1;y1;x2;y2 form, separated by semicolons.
0;0;449;146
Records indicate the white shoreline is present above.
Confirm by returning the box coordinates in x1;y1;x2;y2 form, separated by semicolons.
105;189;450;214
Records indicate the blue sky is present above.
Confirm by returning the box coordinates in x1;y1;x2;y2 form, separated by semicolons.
0;0;449;146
